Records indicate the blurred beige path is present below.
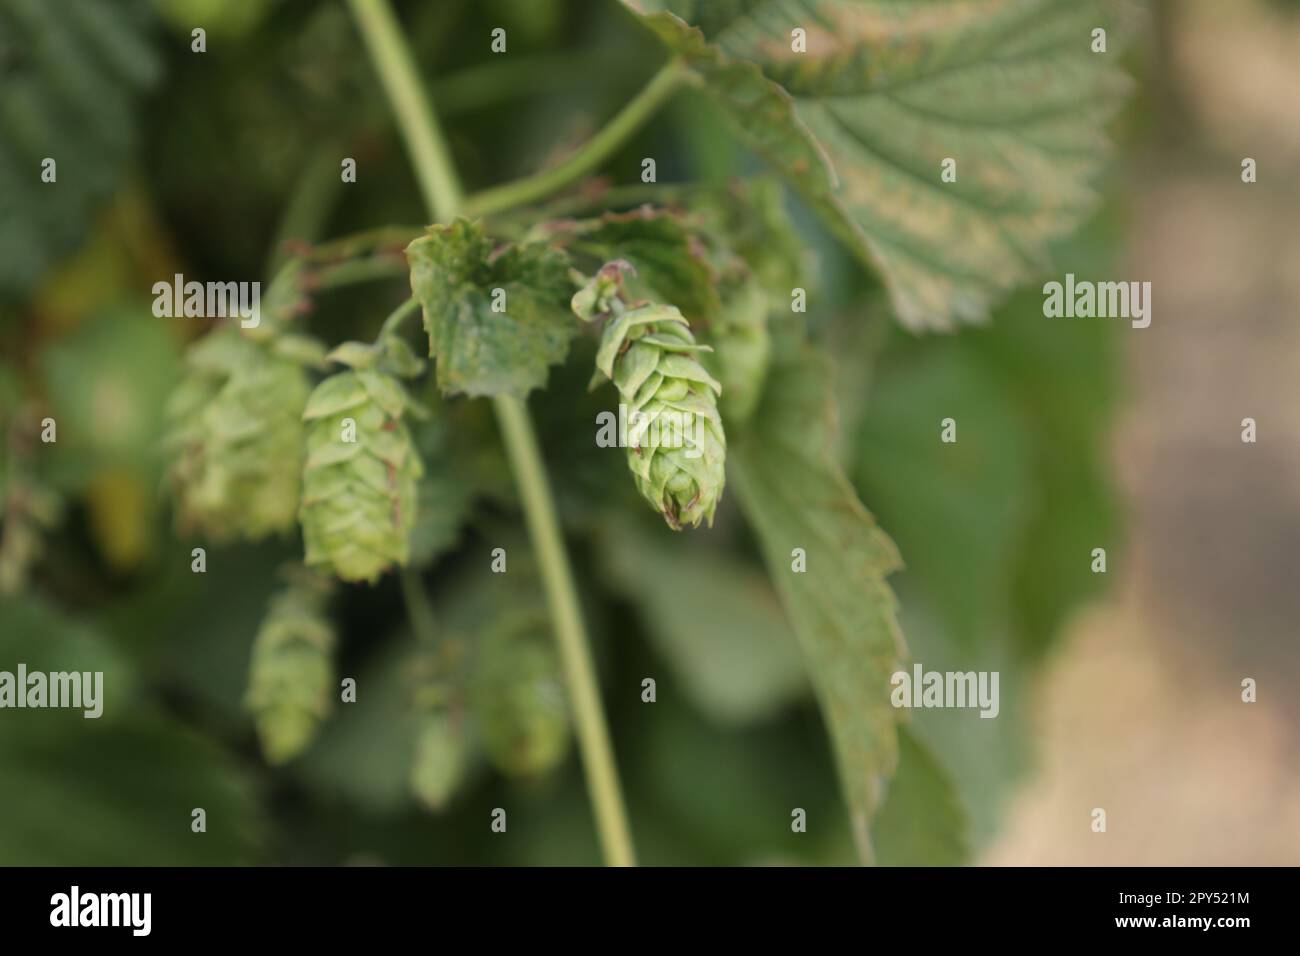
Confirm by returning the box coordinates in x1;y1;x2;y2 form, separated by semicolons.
983;0;1300;866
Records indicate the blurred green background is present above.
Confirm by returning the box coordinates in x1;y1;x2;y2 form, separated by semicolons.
2;0;1298;866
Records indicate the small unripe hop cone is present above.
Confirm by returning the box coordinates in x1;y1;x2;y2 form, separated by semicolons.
299;353;423;583
164;329;313;541
411;710;467;811
245;570;336;764
472;614;570;779
573;262;726;530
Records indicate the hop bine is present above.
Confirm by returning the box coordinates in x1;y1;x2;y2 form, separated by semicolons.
299;348;423;583
164;329;314;541
245;570;336;764
573;262;727;530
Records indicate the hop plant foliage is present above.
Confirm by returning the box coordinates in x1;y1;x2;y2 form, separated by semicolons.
245;571;336;765
299;352;423;583
164;329;313;541
471;614;569;779
574;264;727;530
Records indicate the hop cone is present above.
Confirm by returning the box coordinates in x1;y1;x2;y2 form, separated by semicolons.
592;299;727;529
471;615;569;779
410;709;468;811
165;329;311;540
245;572;335;764
299;365;422;583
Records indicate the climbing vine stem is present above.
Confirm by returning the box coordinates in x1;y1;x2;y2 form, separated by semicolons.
347;0;639;867
462;58;686;219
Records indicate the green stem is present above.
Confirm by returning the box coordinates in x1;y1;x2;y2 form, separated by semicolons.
309;255;408;291
346;0;464;219
497;182;702;236
378;297;420;340
400;568;439;646
308;225;425;263
266;150;342;274
463;60;687;219
349;0;638;867
491;394;636;867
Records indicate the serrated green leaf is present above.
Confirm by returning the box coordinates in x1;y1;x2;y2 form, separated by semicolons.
0;0;160;299
854;336;1034;647
596;513;807;726
552;206;722;322
620;0;1135;329
969;284;1122;658
406;219;578;399
872;726;971;866
0;599;261;865
731;334;906;862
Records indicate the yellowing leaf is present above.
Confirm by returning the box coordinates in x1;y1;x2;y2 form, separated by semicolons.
85;465;152;571
620;0;1135;329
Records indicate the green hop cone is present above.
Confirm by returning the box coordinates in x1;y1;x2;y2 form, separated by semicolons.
704;275;770;426
245;571;336;765
472;615;569;779
575;266;727;529
299;359;423;583
165;329;313;541
410;709;468;811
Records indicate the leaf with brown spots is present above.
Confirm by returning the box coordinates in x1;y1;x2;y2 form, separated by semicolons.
619;0;1136;330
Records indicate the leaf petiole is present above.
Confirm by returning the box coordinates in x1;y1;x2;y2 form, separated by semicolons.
378;297;421;341
462;59;688;219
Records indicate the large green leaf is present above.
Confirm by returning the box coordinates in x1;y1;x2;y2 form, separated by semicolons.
969;284;1122;658
619;0;1134;329
294;639;424;814
901;609;1031;848
871;726;970;865
0;599;261;865
41;308;181;486
731;333;906;862
406;219;578;399
852;209;1123;660
547;206;723;323
854;333;1034;647
596;513;807;726
0;0;160;299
